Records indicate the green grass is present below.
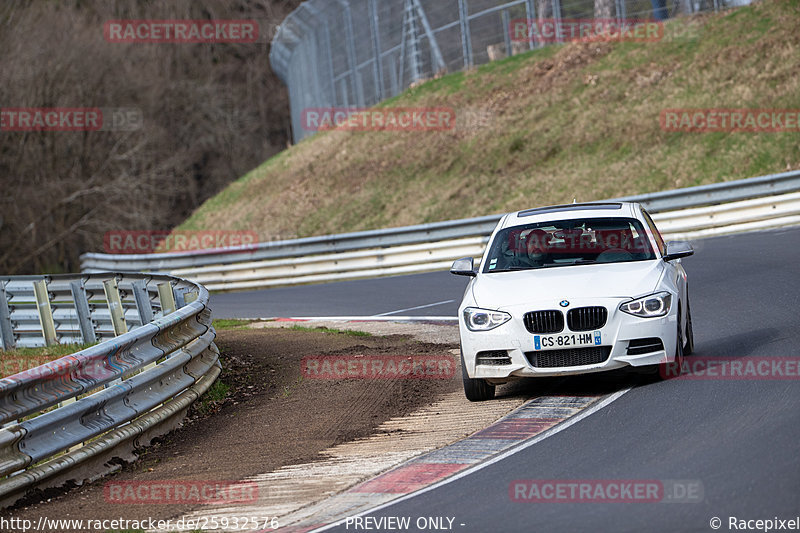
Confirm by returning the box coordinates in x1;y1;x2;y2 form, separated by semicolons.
212;318;252;330
194;379;230;416
1;343;96;378
289;325;372;337
178;0;800;243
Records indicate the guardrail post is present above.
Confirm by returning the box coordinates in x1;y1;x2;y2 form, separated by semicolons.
131;280;154;325
102;279;128;337
0;281;15;350
174;287;187;309
33;280;57;346
69;280;97;345
157;282;176;316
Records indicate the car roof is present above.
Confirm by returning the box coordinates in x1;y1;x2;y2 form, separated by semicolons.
501;202;641;229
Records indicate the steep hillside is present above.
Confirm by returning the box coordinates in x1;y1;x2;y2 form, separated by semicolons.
180;0;800;240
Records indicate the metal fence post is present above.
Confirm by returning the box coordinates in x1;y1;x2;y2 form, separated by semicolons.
405;0;423;83
458;0;473;68
412;0;446;73
368;0;385;101
502;10;512;58
339;0;365;107
389;55;399;96
102;279;128;337
525;0;537;49
551;0;562;43
0;281;15;350
304;3;336;107
398;7;409;87
33;280;57;346
340;78;350;109
69;280;97;344
322;23;337;106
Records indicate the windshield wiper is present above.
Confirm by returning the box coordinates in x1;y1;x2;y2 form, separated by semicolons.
489;266;532;273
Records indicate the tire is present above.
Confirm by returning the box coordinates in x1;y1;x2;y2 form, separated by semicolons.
666;311;685;379
648;310;684;380
461;351;495;401
684;298;695;356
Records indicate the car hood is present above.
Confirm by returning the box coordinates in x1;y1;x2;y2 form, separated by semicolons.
471;260;664;309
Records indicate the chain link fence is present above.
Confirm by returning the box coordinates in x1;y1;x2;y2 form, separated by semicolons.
270;0;751;143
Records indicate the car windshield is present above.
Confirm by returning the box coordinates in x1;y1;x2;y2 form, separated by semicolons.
483;217;656;273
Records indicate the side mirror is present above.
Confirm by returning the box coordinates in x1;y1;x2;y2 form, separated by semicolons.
663;241;694;261
450;257;477;277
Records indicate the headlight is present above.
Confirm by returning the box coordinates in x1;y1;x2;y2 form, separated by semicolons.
619;292;672;318
463;307;512;331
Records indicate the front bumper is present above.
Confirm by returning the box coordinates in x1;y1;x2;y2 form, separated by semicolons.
459;298;678;379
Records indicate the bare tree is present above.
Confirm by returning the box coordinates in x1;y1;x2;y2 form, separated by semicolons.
0;0;303;274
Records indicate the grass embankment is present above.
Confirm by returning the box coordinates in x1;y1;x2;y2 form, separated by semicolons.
180;0;799;239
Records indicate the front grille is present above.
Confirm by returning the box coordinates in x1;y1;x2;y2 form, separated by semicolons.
567;306;608;331
627;338;664;356
525;347;611;368
523;310;564;334
476;350;512;366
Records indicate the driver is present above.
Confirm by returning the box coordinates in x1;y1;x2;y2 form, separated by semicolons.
525;229;550;265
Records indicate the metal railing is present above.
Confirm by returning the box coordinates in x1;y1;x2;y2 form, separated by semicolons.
270;0;748;142
80;170;800;292
0;273;218;509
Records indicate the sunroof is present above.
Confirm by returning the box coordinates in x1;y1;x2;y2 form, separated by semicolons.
518;203;623;217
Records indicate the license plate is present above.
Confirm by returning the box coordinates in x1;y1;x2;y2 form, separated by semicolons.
534;331;602;350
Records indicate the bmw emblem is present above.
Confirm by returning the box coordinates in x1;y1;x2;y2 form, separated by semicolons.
560;300;570;307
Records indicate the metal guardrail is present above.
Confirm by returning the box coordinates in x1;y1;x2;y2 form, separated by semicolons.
80;170;800;292
0;273;219;509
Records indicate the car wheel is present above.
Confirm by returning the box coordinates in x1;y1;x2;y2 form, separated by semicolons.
461;351;495;401
649;311;685;380
684;298;695;356
670;311;685;377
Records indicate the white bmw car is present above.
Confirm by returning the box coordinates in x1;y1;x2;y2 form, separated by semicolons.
451;202;694;401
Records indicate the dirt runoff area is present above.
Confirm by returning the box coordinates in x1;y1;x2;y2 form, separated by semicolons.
4;324;461;533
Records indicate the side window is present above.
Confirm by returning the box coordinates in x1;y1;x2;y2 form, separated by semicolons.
641;209;666;255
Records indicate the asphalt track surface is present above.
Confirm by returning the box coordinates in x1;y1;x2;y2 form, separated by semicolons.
213;227;800;532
